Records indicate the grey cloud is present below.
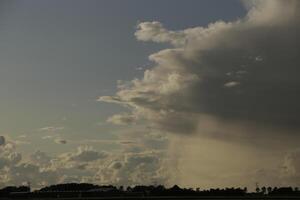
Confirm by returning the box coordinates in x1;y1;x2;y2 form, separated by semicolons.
107;113;137;125
100;0;300;134
97;1;300;187
59;146;108;163
55;138;67;144
69;146;108;162
109;161;123;170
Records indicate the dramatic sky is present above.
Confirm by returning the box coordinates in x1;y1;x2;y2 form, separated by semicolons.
0;0;299;189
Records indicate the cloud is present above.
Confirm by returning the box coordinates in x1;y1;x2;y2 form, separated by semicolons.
42;135;55;139
109;161;122;170
119;130;169;151
135;21;186;46
30;151;52;167
0;128;174;188
0;142;22;170
14;140;30;145
99;0;300;135
95;151;170;186
8;163;56;187
223;81;240;88
0;0;298;190
97;0;300;188
0;142;172;188
39;126;64;132
54;138;67;144
64;146;108;162
107;113;137;125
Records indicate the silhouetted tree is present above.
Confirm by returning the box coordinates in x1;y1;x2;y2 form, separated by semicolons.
267;186;272;194
256;186;260;193
261;186;266;195
0;183;299;198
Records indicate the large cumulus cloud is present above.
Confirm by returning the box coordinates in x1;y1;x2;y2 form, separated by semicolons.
99;0;300;135
98;0;300;188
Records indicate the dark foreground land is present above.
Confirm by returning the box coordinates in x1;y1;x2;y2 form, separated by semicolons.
2;197;300;200
0;183;299;200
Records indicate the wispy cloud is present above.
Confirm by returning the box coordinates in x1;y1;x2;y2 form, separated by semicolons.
39;126;65;132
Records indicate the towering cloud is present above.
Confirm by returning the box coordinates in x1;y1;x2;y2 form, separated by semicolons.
100;0;300;135
99;0;300;188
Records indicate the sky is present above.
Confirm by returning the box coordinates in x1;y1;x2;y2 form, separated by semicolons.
0;0;299;190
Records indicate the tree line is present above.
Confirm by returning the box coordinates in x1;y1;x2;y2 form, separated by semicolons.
0;183;299;198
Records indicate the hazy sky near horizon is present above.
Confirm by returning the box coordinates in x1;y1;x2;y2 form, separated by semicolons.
0;0;299;189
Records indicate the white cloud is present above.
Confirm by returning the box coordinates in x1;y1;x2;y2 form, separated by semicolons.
224;81;240;88
135;21;186;46
39;126;64;132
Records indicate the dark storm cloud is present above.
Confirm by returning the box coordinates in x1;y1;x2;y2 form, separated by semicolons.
100;0;300;134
